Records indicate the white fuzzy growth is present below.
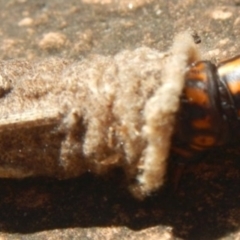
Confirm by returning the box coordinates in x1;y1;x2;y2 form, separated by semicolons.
0;32;201;199
136;32;201;197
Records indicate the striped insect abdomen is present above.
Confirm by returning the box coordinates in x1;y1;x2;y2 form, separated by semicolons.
172;61;230;160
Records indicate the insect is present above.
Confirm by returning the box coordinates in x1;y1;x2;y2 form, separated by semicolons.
172;55;240;161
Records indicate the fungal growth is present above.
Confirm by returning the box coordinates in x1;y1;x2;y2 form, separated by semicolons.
0;32;201;199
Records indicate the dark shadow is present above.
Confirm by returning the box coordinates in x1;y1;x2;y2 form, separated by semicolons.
0;147;239;240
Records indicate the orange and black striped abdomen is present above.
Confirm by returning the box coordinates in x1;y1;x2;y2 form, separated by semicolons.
172;61;230;160
218;56;240;120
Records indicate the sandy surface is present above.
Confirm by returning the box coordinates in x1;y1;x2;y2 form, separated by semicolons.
0;0;240;239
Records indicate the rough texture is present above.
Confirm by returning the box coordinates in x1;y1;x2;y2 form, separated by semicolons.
135;32;200;196
0;32;199;198
1;0;240;240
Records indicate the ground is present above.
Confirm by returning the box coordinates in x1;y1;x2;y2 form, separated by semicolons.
0;0;240;239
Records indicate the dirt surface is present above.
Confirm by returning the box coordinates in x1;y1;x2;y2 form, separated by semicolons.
1;0;240;239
